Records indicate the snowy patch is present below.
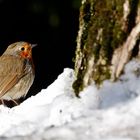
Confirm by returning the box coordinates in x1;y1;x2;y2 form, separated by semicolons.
1;59;140;140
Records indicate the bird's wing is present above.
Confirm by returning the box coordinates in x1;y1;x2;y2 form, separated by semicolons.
0;74;21;98
0;55;26;98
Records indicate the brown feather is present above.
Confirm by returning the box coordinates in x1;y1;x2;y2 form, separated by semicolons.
0;55;27;98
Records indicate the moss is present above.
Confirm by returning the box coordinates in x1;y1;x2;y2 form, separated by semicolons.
73;57;88;95
93;65;111;85
79;0;92;50
73;0;93;94
73;0;136;95
72;77;84;97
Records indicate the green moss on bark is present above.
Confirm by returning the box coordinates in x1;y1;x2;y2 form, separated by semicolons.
73;0;138;95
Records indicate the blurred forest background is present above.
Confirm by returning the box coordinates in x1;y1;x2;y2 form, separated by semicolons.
0;0;81;97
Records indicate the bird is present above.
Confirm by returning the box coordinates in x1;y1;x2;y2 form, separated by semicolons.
0;41;35;106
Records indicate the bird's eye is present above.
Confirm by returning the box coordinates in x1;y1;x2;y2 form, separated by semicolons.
21;47;25;51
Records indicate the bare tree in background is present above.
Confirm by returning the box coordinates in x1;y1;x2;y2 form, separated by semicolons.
73;0;140;96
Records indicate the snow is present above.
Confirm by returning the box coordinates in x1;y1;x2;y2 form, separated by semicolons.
1;59;140;140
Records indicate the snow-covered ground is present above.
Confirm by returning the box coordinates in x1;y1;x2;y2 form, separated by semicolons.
1;59;140;140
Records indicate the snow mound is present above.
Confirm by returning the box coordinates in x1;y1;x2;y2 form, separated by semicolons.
0;59;140;140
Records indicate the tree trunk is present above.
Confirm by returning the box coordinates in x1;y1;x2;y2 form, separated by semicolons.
73;0;140;96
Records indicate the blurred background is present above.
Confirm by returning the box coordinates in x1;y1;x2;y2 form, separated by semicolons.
0;0;81;98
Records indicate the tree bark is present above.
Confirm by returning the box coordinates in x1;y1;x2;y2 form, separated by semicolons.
73;0;140;96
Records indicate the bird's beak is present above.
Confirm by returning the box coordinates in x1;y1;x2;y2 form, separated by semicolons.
31;44;37;48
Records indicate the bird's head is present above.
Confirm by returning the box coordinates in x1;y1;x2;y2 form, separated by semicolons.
4;41;36;59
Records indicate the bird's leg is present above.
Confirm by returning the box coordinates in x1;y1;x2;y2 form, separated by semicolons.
1;99;5;106
11;99;19;106
9;97;19;106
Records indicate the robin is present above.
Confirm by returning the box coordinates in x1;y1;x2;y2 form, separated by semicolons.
0;41;35;106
